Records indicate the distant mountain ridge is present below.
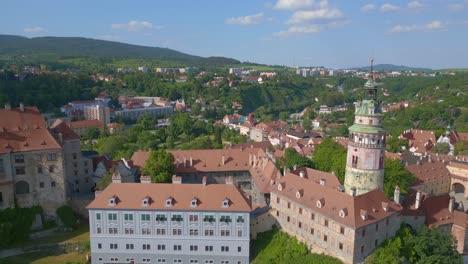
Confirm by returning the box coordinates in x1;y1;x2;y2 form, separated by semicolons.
0;35;240;66
349;64;431;72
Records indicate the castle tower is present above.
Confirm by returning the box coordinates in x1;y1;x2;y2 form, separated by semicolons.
344;59;386;196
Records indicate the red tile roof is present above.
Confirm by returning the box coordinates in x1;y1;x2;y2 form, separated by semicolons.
272;172;401;228
50;119;80;140
422;194;453;227
87;182;252;212
406;159;451;185
0;106;61;154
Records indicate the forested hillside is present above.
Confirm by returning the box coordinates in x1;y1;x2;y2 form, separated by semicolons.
0;35;240;68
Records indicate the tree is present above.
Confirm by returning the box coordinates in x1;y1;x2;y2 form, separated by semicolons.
280;148;313;171
311;138;347;182
386;136;409;153
366;225;462;264
432;142;450;154
279;111;290;121
86;126;100;140
383;159;415;198
141;150;175;183
302;117;312;131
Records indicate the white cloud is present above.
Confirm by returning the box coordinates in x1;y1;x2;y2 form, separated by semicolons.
390;20;446;33
274;25;321;37
287;8;343;23
361;4;376;12
274;20;349;38
95;34;121;41
380;3;400;12
408;1;424;9
448;3;464;12
274;0;316;10
23;26;46;33
225;13;264;25
111;20;161;31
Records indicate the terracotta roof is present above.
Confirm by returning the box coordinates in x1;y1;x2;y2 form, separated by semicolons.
227;141;273;153
0;106;61;154
422;194;453;227
131;148;278;195
406;159;451;185
68;119;104;129
272;172;401;228
50;119;80;140
401;129;436;154
385;151;402;160
87;182;252;212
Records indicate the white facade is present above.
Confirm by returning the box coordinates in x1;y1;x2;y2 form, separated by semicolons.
89;209;250;264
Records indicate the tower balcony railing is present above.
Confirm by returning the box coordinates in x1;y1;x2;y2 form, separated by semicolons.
348;141;384;149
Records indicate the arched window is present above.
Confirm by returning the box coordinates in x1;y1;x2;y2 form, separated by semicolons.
15;181;30;194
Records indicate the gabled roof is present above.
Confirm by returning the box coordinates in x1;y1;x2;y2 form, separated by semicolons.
272;172;401;228
406;159;451;185
0;106;61;154
87;182;251;212
50;119;80;140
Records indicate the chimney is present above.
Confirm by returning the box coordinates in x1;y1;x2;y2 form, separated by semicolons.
172;175;182;184
140;175;152;184
176;158;179;168
4;102;11;110
225;176;233;185
428;155;432;163
351;187;357;197
293;164;297;170
449;196;455;213
202;176;207;187
222;154;225;166
299;171;305;178
19;102;24;112
320;178;326;186
190;155;193;167
394;185;401;204
111;173;122;183
249;153;252;166
183;156;187;168
415;191;421;209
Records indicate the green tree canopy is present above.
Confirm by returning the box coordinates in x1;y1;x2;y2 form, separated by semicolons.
311;138;347;182
141;150;175;183
279;147;313;171
386;136;409;153
432;142;450;154
383;159;415;198
366;225;462;264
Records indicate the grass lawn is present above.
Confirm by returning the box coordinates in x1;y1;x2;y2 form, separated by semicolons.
0;251;88;264
11;222;89;248
0;222;90;264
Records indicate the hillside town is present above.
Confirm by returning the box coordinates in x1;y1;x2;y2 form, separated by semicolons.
1;57;468;264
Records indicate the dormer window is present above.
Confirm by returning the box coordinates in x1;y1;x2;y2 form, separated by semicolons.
316;198;324;208
382;202;389;212
360;209;369;221
278;183;285;191
296;189;303;199
109;196;117;206
339;208;347;218
166;197;173;207
222;198;230;208
191;198;198;208
142;197;150;207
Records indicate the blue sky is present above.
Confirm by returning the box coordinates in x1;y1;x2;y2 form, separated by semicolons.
1;0;468;69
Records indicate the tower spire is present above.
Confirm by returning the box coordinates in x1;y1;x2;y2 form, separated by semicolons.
370;57;374;81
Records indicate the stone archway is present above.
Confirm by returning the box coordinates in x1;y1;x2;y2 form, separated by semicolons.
452;182;465;194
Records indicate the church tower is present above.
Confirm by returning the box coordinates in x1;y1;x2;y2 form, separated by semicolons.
344;59;386;196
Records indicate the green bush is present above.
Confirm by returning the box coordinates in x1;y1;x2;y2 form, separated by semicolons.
0;206;43;248
56;205;77;228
